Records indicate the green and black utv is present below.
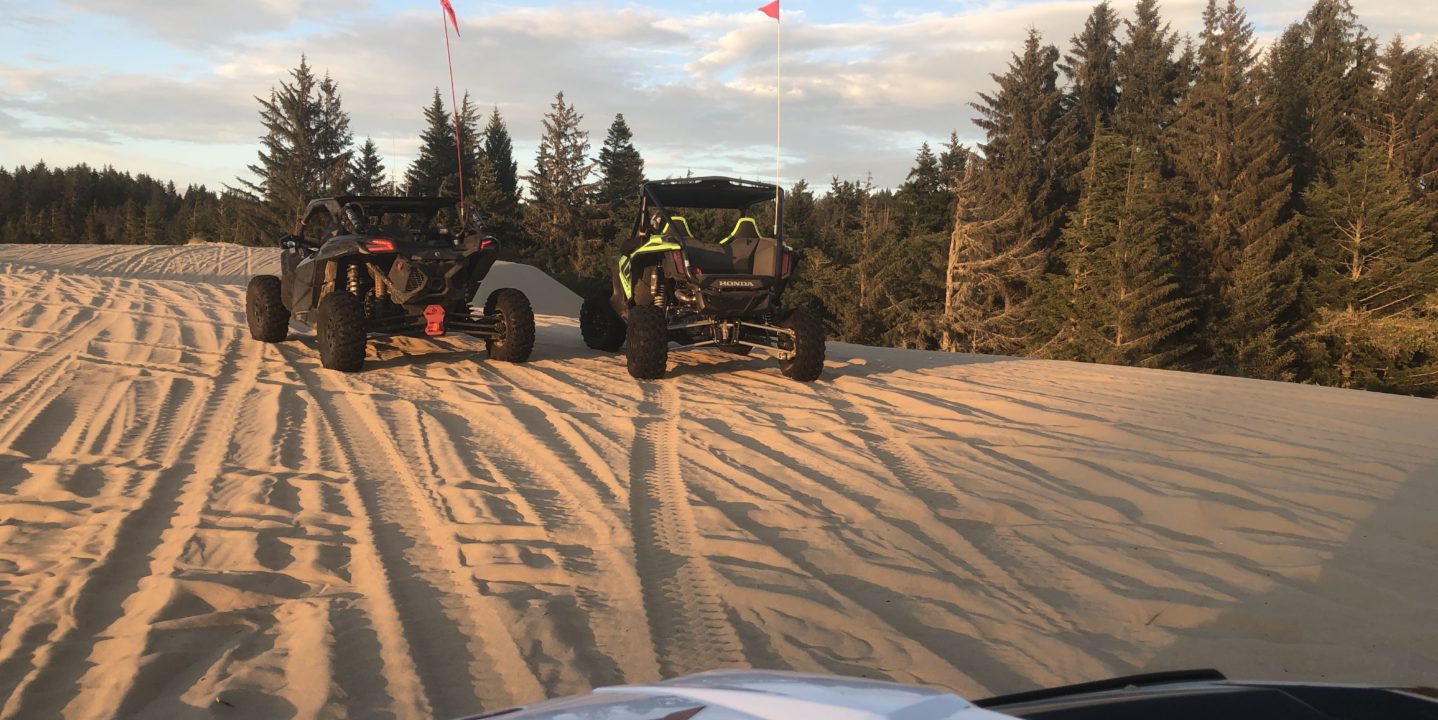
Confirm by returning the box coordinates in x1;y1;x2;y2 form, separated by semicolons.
580;177;824;381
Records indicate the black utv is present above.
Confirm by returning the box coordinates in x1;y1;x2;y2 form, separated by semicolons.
580;177;824;381
244;196;534;372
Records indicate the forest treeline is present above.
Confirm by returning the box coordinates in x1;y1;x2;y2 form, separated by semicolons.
2;0;1435;396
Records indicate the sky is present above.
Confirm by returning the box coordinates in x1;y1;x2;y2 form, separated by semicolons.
0;0;1432;192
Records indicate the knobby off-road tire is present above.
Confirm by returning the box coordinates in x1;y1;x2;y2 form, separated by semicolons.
778;310;825;382
246;275;290;343
484;288;535;363
580;294;626;352
625;304;669;380
316;292;368;372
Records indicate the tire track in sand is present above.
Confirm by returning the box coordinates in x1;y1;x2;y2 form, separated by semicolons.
0;340;255;720
357;362;660;690
285;350;545;717
628;381;745;677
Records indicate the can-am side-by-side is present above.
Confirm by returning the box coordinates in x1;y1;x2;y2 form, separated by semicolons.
245;196;534;372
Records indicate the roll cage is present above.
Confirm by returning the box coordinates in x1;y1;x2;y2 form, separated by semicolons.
620;177;784;255
294;196;458;244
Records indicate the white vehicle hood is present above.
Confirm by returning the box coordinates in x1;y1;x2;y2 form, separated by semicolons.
461;670;1016;720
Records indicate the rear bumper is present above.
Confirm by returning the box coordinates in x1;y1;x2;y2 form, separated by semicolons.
686;275;777;317
385;245;499;307
369;310;504;339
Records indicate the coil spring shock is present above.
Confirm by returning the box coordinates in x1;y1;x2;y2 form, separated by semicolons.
651;268;665;309
346;265;362;295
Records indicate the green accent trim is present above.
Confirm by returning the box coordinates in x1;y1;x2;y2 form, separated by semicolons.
619;256;634;299
665;216;692;237
620;235;682;300
720;217;762;245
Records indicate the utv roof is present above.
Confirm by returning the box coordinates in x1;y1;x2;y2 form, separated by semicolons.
644;177;780;210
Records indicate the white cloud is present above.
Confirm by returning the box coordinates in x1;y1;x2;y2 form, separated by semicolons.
5;1;1438;191
57;0;371;46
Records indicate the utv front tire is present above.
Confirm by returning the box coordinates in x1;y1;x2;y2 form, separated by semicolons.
778;310;825;382
580;295;626;352
625;305;669;380
246;275;290;343
484;288;535;363
316;292;367;372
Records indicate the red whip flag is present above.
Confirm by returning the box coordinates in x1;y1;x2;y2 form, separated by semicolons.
440;0;461;36
758;0;779;20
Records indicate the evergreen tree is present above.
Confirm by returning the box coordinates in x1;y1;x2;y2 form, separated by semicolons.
1113;0;1185;151
1300;148;1438;392
406;90;481;209
481;108;524;242
937;132;970;194
895;143;948;236
229;57;355;244
597;114;646;243
1375;40;1438;222
1264;0;1378;206
350;138;389;195
524;92;595;276
1050;130;1192;367
1057;1;1121;195
404;91;452;197
1167;0;1301;379
972;31;1068;252
934;160;1047;353
966;30;1068;353
805;178;905;344
315;73;354;196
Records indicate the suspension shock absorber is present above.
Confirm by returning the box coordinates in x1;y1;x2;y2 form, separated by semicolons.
651;268;665;309
346;264;362;295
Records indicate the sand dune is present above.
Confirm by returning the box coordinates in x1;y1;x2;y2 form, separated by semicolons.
0;243;1435;719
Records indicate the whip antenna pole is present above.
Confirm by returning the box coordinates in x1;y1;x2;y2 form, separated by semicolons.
440;0;465;223
759;0;781;235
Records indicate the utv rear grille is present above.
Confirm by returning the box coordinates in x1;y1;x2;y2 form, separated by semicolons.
405;266;428;293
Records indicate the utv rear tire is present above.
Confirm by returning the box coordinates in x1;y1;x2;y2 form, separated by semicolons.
625;305;669;380
778;310;825;382
246;275;290;343
316;292;367;372
484;288;535;363
580;295;625;352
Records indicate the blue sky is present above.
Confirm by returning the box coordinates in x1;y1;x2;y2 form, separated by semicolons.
0;1;1431;192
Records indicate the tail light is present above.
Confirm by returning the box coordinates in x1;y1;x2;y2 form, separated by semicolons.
479;237;498;251
366;238;396;253
781;251;793;277
671;250;688;276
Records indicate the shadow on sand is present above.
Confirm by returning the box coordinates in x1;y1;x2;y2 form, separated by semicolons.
1134;459;1438;687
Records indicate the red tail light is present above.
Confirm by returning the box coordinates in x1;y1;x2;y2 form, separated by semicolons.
366;238;396;253
781;251;793;277
671;250;687;276
479;237;497;250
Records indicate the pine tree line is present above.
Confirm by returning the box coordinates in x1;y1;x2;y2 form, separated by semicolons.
921;0;1438;396
0;163;231;246
3;0;1435;396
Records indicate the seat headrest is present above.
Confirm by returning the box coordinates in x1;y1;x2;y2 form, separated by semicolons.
727;218;761;242
664;216;693;237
